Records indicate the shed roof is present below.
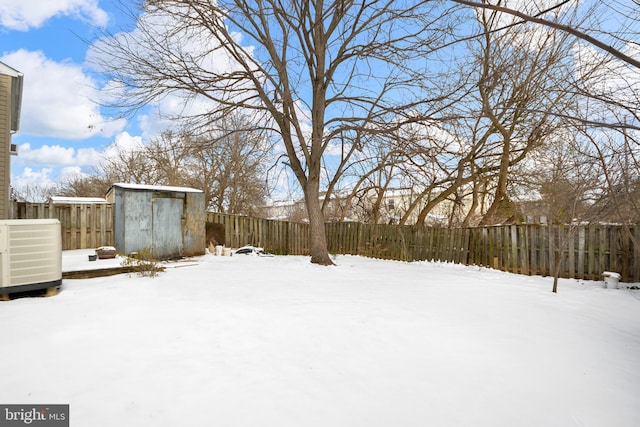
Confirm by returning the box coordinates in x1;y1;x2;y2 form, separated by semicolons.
50;196;108;204
109;183;204;193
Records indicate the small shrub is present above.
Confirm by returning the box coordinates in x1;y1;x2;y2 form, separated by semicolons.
121;248;163;278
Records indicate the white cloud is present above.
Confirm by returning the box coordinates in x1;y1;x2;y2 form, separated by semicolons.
573;42;640;110
12;167;55;190
13;130;148;170
0;49;126;139
10;131;147;193
87;3;261;135
136;108;182;141
0;0;108;31
102;131;144;157
485;0;577;25
58;166;87;181
14;142;100;167
478;0;581;51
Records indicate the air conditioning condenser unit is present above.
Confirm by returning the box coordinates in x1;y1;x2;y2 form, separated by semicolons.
0;219;62;296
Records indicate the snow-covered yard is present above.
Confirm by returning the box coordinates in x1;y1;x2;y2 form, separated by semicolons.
1;251;639;426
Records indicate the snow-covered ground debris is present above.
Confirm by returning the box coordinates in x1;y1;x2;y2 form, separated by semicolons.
1;252;639;426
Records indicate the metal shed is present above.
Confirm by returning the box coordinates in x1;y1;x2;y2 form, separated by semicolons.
105;183;206;259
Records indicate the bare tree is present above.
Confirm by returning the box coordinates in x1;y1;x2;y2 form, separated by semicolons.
92;0;462;264
451;0;640;70
101;141;160;185
369;4;578;227
184;114;271;215
57;173;112;198
473;6;578;224
11;184;58;203
447;0;638;223
450;1;639;133
61;121;270;214
145;131;194;187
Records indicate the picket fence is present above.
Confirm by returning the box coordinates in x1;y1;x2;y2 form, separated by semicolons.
10;204;639;283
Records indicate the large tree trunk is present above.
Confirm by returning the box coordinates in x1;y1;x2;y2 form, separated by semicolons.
304;176;334;266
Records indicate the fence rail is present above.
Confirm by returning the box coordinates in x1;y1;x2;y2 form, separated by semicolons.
207;213;640;283
206;212;309;255
12;202;114;250
11;205;639;283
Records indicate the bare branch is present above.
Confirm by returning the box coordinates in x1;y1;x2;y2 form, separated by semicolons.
450;0;640;69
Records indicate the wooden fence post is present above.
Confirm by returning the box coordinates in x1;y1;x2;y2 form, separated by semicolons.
9;204;635;282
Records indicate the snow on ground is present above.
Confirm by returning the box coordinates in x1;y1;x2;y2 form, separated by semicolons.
1;251;639;427
62;249;124;271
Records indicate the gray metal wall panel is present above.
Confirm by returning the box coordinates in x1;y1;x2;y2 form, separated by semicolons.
183;192;206;256
111;185;205;258
123;190;153;255
112;188;126;253
152;197;183;258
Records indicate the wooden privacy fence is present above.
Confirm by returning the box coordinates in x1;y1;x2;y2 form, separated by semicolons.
11;202;114;250
207;212;309;255
465;224;640;283
337;223;640;283
207;213;640;283
10;206;639;282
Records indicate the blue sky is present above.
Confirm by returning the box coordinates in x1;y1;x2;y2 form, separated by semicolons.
0;0;414;199
2;0;637;200
1;0;141;194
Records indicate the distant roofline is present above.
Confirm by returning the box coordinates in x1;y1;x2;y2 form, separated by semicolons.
0;61;22;78
50;196;108;204
108;183;204;194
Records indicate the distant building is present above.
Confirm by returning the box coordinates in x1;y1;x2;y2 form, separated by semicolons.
261;198;309;222
261;187;461;226
0;62;23;219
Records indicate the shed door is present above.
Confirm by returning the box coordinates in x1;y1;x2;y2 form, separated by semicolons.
152;197;184;258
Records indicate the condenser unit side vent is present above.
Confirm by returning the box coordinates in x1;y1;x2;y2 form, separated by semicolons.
0;219;62;292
